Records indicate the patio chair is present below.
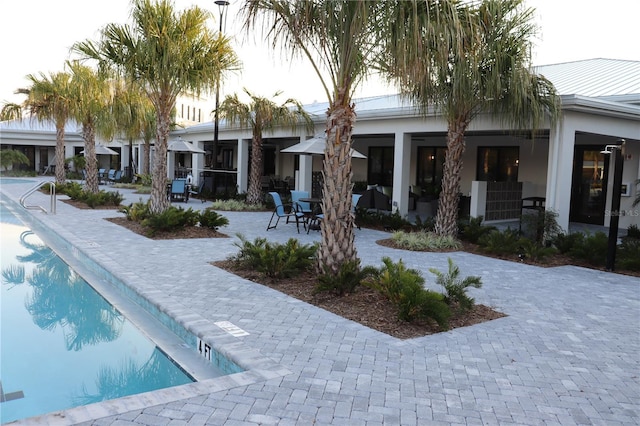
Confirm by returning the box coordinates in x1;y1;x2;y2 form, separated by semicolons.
352;193;362;230
291;190;313;215
169;178;188;202
267;192;305;233
189;180;207;203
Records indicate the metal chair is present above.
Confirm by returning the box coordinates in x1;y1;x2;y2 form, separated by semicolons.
267;192;305;233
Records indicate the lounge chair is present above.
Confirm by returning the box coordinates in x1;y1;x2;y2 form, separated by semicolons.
169;178;188;202
267;192;305;233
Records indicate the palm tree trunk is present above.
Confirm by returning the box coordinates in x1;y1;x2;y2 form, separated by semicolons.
142;140;151;174
246;133;264;205
316;96;358;275
150;111;171;214
435;118;470;238
55;126;66;185
82;124;99;194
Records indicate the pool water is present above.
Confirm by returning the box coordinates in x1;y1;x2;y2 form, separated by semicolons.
0;205;194;423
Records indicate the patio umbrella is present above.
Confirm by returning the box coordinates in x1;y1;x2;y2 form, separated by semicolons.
168;138;206;154
281;135;366;159
357;188;391;211
81;145;119;155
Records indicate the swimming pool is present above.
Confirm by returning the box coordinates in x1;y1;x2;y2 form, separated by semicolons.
0;204;197;423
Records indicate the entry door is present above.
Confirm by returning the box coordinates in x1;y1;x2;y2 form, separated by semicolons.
570;146;608;225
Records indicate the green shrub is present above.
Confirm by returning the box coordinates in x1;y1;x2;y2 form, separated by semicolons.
518;239;558;263
356;210;413;231
568;232;608;266
231;235;316;279
626;224;640;239
210;199;265;211
429;258;482;313
519;209;562;245
459;216;496;244
199;208;229;230
391;230;461;251
478;228;521;255
617;237;640;271
413;215;435;232
141;207;200;234
315;260;377;296
135;173;153;186
551;232;584;254
365;257;450;327
120;199;151;222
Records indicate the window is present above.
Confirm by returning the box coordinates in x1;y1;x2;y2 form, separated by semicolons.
367;147;394;186
416;147;446;192
476;147;519;182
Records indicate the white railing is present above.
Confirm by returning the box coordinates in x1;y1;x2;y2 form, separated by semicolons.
19;181;56;214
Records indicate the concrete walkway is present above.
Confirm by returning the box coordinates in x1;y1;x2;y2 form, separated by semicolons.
1;177;638;425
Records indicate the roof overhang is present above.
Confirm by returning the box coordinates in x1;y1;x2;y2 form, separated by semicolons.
560;94;640;120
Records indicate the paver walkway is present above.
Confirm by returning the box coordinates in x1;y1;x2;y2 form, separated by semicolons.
1;178;638;425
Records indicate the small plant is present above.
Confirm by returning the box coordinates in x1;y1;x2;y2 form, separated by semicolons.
429;258;482;313
520;209;562;245
120;199;151;222
230;235;316;279
459;216;496;244
551;232;584;254
617;236;640;271
478;228;521;255
315;260;377;296
210;199;265;211
199;208;229;230
567;231;608;266
517;239;558;263
365;257;450;327
391;230;461;251
135;173;153;186
141;206;200;234
626;224;640;239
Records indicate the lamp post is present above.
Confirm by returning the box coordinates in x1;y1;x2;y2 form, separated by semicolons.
602;139;625;271
212;0;229;170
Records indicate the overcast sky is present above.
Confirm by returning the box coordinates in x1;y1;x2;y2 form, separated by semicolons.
1;0;638;107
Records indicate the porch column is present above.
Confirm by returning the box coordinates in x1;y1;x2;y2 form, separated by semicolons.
237;138;249;193
392;132;412;215
191;141;203;185
545;118;575;232
299;154;313;193
167;152;175;180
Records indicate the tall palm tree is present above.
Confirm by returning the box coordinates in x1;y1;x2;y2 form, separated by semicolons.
111;77;156;180
384;0;560;237
73;0;240;213
243;0;389;274
218;89;313;205
67;62;115;193
17;71;75;185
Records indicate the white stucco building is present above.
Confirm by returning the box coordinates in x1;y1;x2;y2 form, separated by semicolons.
2;58;639;232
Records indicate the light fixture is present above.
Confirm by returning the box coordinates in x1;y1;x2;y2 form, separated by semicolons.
600;139;625;154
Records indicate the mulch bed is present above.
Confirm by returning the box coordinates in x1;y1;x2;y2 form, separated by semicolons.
105;216;228;240
212;259;506;340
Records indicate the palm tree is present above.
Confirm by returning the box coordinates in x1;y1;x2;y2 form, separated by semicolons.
242;0;390;274
67;62;115;194
17;71;75;185
0;102;23;121
73;0;240;213
111;77;156;180
218;89;313;205
384;0;560;237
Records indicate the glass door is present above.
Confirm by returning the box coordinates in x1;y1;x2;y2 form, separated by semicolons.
570;146;608;225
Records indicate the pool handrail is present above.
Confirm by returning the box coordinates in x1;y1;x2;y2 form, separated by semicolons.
19;181;56;214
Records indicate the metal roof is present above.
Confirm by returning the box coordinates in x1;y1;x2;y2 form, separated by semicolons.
535;58;640;99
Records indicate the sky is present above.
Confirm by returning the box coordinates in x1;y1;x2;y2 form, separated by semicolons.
1;0;639;108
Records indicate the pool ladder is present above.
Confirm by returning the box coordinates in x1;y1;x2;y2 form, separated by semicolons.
20;181;56;214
